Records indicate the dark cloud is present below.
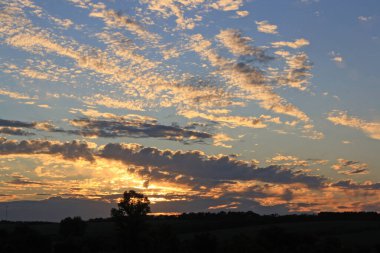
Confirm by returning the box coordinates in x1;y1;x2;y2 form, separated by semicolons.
67;118;213;142
340;168;369;175
0;138;94;161
0;119;35;128
0;118;55;135
100;143;326;187
0;117;213;144
0;127;35;136
0;138;325;188
332;180;380;190
7;176;46;185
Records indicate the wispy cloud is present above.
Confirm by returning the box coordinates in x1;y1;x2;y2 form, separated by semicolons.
327;111;380;140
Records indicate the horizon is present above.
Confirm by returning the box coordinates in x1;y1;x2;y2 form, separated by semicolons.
1;0;380;221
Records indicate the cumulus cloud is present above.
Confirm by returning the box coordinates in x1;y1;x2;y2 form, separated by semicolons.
100;143;326;187
256;20;278;34
327;111;380;140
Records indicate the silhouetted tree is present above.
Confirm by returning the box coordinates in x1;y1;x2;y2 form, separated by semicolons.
111;190;150;253
111;190;150;219
59;216;86;238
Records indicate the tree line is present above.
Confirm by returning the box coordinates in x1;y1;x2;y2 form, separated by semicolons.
1;190;379;253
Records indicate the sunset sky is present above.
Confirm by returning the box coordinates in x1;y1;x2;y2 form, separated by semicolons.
1;0;380;219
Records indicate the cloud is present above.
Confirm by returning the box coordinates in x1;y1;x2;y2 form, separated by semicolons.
358;16;373;22
100;142;326;187
140;0;205;29
272;39;310;49
0;116;213;144
0;138;95;161
331;158;369;175
216;29;272;62
190;34;310;122
67;118;213;142
256;20;278;34
0;118;56;134
70;108;157;122
329;51;344;64
49;16;74;29
7;176;46;185
89;8;159;41
212;133;234;148
179;109;268;128
211;0;244;11
83;94;147;111
1;137;379;214
236;10;249;17
0;118;36;129
0;137;325;187
275;52;313;90
327;111;380;140
0;88;35;100
331;180;380;190
0;127;35;136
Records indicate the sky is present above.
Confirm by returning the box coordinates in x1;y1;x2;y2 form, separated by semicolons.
0;0;380;220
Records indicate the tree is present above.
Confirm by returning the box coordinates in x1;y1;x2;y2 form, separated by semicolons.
111;190;150;219
59;216;86;238
111;190;150;253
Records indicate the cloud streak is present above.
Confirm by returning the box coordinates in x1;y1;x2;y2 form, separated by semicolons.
327;111;380;140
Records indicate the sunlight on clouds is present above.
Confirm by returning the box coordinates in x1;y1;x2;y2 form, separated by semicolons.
272;38;310;49
327;111;380;140
0;0;379;214
256;20;278;34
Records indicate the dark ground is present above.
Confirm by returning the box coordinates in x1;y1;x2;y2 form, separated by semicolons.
1;212;380;253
